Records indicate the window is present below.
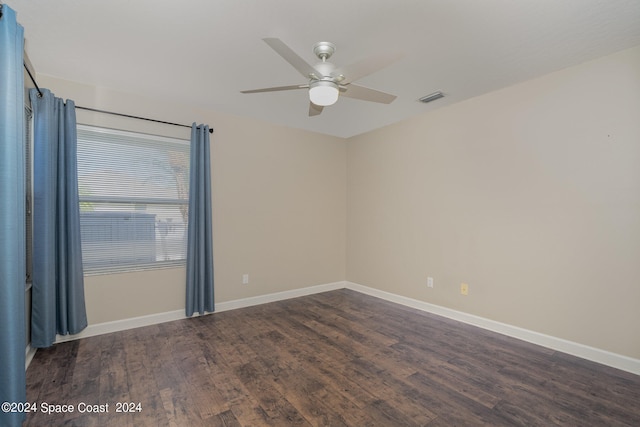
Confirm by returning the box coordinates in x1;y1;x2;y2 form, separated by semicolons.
76;125;190;273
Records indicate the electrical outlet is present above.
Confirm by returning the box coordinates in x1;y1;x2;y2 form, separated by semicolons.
242;274;249;285
427;277;434;288
460;283;468;295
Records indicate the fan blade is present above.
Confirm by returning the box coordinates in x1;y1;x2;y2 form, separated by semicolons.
241;84;308;94
341;84;397;104
332;52;403;84
263;38;319;78
309;102;324;117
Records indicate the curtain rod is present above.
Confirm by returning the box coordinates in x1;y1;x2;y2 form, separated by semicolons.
76;106;214;134
23;61;43;98
21;62;213;133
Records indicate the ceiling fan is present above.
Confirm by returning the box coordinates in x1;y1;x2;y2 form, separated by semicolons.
241;38;403;116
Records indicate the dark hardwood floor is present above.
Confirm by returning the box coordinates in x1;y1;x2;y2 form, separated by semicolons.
25;289;640;426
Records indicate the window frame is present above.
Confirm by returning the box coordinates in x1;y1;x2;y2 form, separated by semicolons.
76;124;191;275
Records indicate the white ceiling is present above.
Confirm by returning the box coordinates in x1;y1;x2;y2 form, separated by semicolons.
7;0;640;138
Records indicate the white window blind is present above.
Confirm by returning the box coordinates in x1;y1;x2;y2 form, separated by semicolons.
76;125;190;273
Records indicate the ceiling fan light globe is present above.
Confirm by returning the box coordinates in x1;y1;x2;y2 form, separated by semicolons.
309;81;339;106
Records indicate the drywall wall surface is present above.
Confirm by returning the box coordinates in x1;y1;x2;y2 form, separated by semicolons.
38;75;347;324
84;268;185;324
347;45;640;359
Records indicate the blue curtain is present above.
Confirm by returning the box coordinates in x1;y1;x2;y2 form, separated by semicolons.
30;88;87;348
186;123;214;316
0;6;27;427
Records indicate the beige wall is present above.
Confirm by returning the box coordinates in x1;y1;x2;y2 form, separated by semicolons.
37;45;640;360
347;45;640;359
38;75;347;324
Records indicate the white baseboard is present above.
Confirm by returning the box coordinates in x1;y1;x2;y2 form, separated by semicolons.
55;309;187;343
345;281;640;376
215;281;345;312
46;279;639;376
25;344;37;370
54;281;346;344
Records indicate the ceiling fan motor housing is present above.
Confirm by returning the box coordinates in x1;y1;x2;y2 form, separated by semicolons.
313;61;336;79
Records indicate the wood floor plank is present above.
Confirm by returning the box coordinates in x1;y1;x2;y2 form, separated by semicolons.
122;328;169;427
244;300;433;425
216;409;243;427
25;289;640;426
235;361;310;426
238;316;364;426
262;303;439;424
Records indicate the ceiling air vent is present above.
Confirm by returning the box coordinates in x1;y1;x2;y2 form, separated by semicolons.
419;91;444;103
